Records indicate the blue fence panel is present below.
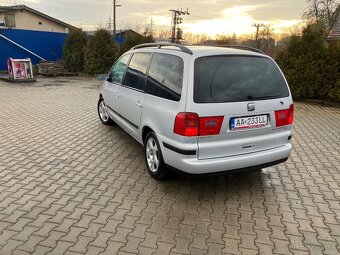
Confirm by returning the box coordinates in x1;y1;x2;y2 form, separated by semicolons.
0;29;67;70
115;35;124;44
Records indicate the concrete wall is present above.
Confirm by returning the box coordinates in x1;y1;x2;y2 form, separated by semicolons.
0;9;68;33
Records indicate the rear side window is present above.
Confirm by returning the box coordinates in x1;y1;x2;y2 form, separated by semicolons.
194;56;289;103
146;53;183;101
123;52;151;91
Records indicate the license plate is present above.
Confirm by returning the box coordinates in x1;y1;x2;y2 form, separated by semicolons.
230;115;268;130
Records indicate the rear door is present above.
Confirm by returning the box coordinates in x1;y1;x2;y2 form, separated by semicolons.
118;52;152;139
188;55;293;160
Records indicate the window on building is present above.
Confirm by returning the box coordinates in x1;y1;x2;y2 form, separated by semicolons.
5;13;15;27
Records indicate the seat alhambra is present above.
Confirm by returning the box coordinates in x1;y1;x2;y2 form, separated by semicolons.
98;43;294;179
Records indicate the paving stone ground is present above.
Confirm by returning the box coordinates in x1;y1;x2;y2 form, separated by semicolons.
0;76;339;255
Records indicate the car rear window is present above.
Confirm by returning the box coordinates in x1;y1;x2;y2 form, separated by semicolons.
194;56;289;103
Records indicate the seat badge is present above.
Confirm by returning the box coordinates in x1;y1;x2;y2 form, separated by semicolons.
247;102;255;111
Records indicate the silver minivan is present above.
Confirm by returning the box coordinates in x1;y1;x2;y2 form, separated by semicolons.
98;43;294;179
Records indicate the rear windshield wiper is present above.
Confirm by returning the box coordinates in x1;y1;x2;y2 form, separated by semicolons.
247;95;282;100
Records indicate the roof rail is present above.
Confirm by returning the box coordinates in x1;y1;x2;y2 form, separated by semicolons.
217;45;265;54
130;43;193;55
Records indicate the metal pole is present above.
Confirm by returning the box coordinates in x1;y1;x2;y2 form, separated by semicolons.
113;0;116;39
171;11;177;43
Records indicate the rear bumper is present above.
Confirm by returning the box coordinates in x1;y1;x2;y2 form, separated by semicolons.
159;135;292;174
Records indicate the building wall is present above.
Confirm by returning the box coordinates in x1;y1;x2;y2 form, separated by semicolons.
0;9;69;33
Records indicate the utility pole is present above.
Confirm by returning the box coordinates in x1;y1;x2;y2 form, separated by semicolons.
169;8;189;43
150;18;153;37
253;23;264;48
107;17;112;30
113;0;121;40
253;23;264;42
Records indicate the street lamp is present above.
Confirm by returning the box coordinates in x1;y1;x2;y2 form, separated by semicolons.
113;0;121;40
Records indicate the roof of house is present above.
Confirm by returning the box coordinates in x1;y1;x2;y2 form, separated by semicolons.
86;29;141;37
115;29;141;36
327;9;340;40
0;5;78;30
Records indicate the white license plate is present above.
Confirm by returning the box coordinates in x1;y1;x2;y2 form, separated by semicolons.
230;115;268;130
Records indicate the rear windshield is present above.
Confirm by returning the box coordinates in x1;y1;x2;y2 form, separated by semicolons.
194;56;289;103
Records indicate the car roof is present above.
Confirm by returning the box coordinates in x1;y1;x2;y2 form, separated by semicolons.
129;43;266;58
185;46;264;57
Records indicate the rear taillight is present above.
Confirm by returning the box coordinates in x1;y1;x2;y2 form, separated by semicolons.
288;104;294;125
174;113;224;137
275;104;294;127
174;112;199;136
199;116;224;136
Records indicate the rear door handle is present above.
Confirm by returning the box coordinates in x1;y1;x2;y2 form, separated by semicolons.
136;102;142;108
115;92;119;98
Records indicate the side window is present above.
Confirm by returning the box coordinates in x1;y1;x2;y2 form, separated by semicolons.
123;52;151;91
146;53;183;101
109;54;130;84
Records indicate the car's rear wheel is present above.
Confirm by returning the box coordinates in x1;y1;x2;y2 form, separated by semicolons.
145;132;168;180
98;98;113;125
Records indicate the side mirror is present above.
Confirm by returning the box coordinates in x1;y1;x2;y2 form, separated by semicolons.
96;74;107;81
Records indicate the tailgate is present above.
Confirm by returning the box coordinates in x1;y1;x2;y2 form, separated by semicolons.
191;99;292;160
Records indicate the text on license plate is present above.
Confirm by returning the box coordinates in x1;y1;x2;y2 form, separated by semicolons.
230;115;268;130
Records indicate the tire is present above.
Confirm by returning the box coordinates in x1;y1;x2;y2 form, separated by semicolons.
145;132;168;180
98;98;113;125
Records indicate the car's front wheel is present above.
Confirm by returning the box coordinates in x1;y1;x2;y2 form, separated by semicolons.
145;132;168;180
98;98;113;125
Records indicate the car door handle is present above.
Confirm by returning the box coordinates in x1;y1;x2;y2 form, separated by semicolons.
136;102;142;108
115;93;119;98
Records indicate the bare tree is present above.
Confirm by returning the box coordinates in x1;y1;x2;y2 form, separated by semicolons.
182;32;210;45
257;25;275;52
304;0;339;28
304;0;320;22
320;0;339;27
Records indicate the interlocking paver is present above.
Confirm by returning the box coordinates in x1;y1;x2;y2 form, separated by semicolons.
0;77;339;254
0;239;24;254
16;235;46;253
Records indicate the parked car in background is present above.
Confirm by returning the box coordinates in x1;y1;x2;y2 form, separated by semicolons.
98;43;294;179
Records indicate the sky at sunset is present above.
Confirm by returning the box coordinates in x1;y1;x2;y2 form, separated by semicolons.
2;0;307;36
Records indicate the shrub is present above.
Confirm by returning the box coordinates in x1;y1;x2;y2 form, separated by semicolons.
119;32;154;54
276;24;340;102
63;29;87;72
324;41;340;102
84;29;119;75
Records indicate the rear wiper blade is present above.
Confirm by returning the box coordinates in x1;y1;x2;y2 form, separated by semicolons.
247;95;282;100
